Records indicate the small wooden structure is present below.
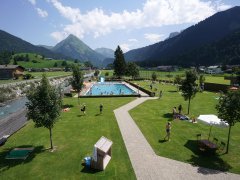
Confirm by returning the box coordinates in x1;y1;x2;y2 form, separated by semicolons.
91;136;112;170
0;65;24;79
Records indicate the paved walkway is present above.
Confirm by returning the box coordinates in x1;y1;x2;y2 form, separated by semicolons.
114;97;240;180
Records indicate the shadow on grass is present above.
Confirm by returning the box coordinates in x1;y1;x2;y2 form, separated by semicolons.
163;113;173;121
95;113;102;116
0;145;44;173
184;140;231;174
168;90;177;93
81;165;102;174
158;139;168;143
77;114;85;117
62;104;74;108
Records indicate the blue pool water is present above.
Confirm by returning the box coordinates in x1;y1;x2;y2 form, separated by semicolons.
86;82;137;96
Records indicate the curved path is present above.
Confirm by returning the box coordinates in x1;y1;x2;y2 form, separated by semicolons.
114;97;240;180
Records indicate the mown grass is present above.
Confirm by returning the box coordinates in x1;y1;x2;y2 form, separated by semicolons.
0;97;136;179
205;76;230;85
129;83;240;174
101;69;231;85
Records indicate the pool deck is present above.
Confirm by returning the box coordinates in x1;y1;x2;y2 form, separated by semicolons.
75;81;149;97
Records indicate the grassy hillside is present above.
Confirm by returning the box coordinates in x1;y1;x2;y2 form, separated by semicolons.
11;53;81;68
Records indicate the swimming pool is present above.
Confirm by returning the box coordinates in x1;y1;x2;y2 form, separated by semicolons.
85;82;137;96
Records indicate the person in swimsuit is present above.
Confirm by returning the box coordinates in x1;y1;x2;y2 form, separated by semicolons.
164;122;171;141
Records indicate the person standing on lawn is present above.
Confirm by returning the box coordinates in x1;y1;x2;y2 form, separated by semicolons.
100;104;103;114
178;104;183;114
164;122;171;141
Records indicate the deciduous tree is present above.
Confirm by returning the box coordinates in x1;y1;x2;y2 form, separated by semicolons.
180;70;198;114
26;74;62;150
174;75;182;91
126;62;139;79
151;72;157;81
71;65;83;104
216;90;240;153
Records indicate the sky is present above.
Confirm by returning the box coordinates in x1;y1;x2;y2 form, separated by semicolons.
0;0;239;52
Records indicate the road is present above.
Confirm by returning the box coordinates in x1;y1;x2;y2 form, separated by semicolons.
0;108;27;137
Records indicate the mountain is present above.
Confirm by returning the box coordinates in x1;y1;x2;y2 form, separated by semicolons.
38;45;53;50
168;29;240;66
0;30;66;59
52;34;105;66
95;48;114;58
168;32;180;39
125;6;240;66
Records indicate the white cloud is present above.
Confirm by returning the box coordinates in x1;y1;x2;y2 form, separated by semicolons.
28;0;36;5
119;43;131;53
36;8;48;18
49;0;231;42
128;39;138;42
144;33;165;43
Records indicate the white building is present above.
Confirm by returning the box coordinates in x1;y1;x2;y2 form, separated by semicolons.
205;66;222;74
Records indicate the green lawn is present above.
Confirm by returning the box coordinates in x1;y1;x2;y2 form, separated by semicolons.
11;53;78;68
0;97;136;179
130;83;240;174
205;75;230;85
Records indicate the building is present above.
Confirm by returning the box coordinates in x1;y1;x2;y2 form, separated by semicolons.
156;66;177;72
205;66;222;74
0;65;25;79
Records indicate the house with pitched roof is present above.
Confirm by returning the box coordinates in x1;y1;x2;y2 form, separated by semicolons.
0;65;25;79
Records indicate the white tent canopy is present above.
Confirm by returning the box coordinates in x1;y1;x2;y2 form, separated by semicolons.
197;115;228;140
197;115;228;127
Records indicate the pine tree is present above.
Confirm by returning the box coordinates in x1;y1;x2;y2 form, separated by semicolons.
113;46;126;77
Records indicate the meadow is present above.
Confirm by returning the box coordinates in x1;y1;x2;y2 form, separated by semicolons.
130;82;240;173
0;97;136;179
101;69;231;85
11;53;78;68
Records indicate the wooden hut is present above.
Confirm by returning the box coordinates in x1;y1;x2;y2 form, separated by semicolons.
91;136;112;170
0;65;24;79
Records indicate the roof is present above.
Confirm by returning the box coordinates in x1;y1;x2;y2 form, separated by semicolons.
95;136;112;153
207;66;219;69
0;65;24;70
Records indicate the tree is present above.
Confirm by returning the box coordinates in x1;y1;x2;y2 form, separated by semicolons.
216;90;240;153
84;61;93;68
71;65;83;104
0;51;12;65
179;70;198;114
26;74;62;150
25;54;29;62
125;62;139;79
105;72;109;77
151;72;157;81
199;74;205;86
13;58;18;65
94;69;100;77
62;60;67;67
174;75;182;91
53;62;58;67
113;46;126;77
